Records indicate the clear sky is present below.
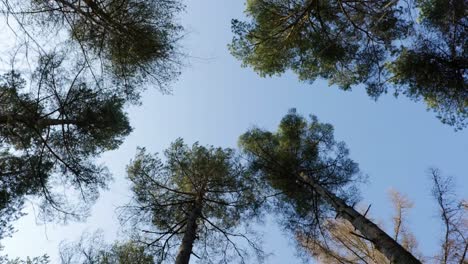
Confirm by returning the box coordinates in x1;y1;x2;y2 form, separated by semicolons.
2;1;467;263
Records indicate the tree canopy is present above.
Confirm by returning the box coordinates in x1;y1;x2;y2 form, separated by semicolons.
0;63;131;242
1;0;183;100
0;0;183;247
120;139;263;264
0;1;465;263
239;109;362;230
239;109;421;263
230;0;467;129
59;230;154;264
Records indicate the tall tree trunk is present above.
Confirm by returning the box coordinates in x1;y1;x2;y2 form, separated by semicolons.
300;174;422;264
175;199;203;264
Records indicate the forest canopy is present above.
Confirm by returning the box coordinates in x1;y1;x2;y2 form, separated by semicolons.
0;1;466;264
230;0;467;129
0;0;184;246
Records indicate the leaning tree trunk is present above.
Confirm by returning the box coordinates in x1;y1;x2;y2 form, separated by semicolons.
175;199;203;264
299;174;422;264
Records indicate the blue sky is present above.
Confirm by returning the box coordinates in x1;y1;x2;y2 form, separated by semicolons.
2;0;467;263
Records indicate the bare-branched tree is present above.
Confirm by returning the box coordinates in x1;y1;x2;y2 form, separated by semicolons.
298;190;421;263
297;169;467;264
430;168;467;264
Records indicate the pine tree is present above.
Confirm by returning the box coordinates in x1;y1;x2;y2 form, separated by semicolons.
239;109;421;263
0;60;131;241
1;0;183;100
230;0;467;129
120;139;263;264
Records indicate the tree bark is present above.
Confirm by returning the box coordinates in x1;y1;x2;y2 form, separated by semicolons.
175;199;203;264
300;174;422;264
0;115;78;127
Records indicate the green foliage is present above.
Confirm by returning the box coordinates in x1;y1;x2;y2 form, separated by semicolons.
59;231;154;264
231;0;467;128
0;255;50;264
122;139;263;263
104;242;154;264
5;0;183;101
62;88;131;152
390;47;467;128
0;66;131;240
0;155;51;242
0;0;180;252
389;0;467;129
239;109;361;234
230;0;408;89
68;0;183;87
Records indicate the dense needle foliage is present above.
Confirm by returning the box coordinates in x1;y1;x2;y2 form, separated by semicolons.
0;59;131;241
231;0;467;128
239;109;361;236
121;139;263;263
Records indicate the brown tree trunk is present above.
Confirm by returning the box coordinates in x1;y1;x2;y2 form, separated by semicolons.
175;199;203;264
300;174;422;264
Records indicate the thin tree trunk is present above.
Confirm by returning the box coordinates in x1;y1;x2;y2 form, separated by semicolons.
37;118;78;127
175;199;203;264
0;115;78;127
300;174;422;264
